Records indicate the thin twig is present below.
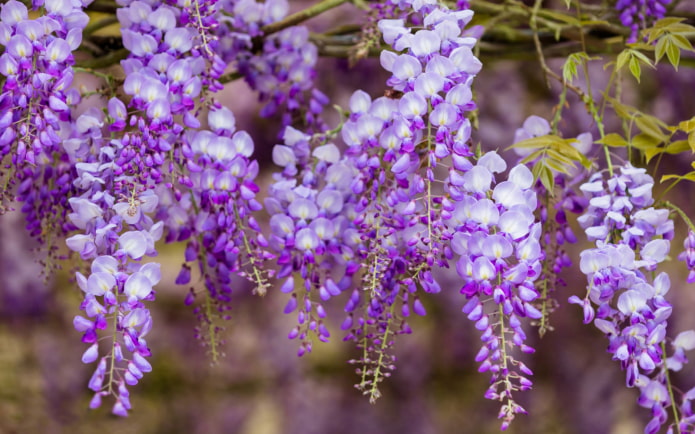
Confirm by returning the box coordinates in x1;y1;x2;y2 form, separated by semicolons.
261;0;350;36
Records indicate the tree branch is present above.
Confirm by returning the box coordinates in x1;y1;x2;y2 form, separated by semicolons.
261;0;351;36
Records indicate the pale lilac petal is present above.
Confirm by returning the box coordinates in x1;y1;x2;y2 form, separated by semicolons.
674;331;695;351
124;272;153;301
463;166;492;194
87;272;115;296
508;164;534;189
82;343;99;363
312;144;340;163
119;231;148;259
140;262;161;286
579;249;610;274
477;152;506;174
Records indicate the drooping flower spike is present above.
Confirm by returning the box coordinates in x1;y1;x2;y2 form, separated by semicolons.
216;0;328;131
512;115;592;335
0;0;87;257
265;1;542;427
61;0;272;415
572;164;695;433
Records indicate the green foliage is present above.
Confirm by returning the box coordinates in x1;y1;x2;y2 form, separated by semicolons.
615;48;655;83
645;18;695;70
602;97;690;163
562;52;591;83
676;117;695;153
661;162;695;184
510;135;592;192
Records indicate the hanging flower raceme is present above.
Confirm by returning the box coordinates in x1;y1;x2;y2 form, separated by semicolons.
264;0;542;420
512;115;592;334
0;0;85;171
64;0;265;414
340;0;486;400
117;0;271;357
0;0;86;252
216;0;327;130
116;0;207;184
572;164;695;434
169;106;272;358
454;157;542;430
267;126;359;356
679;230;695;283
64;103;164;417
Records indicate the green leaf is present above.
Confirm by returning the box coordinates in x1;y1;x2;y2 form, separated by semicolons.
631;133;661;150
627;42;655;52
509;135;564;150
562;57;578;83
520;149;546;165
655;37;668;63
671;34;694;52
532;162;555;193
607;96;634;120
661;174;681;182
664;140;690;154
666;39;681;69
653;17;687;29
661;171;695;183
634;115;667;140
514;134;591;172
556;144;591;168
546;149;575;167
597;133;628;147
616;50;630;71
664;23;695;33
631;49;655;67
644;147;662;163
562;53;591;84
544;157;570;174
628;57;641;82
679;117;695;133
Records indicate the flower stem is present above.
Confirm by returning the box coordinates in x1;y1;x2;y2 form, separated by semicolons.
204;283;220;364
369;300;395;404
662;340;683;434
662;201;695;233
107;298;119;396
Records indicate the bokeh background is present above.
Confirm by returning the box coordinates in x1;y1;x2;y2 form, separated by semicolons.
2;2;695;433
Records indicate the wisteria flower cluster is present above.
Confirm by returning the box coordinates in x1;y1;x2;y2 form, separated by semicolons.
0;0;87;257
265;1;547;426
512;115;592;333
0;0;268;416
216;0;327;130
572;165;695;433
2;0;695;431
